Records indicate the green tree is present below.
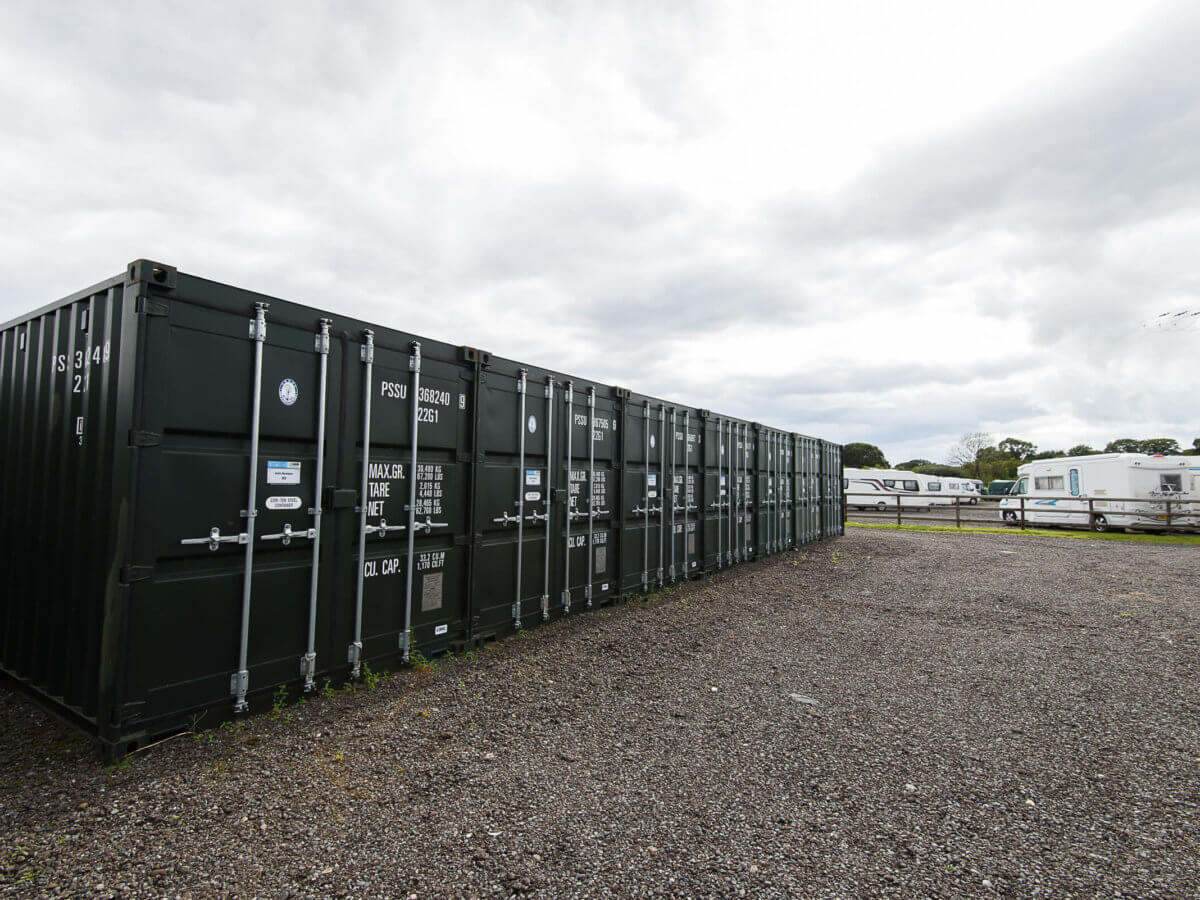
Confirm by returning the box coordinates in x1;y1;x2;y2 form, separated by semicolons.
1139;438;1181;455
914;465;967;477
976;446;1019;480
998;437;1036;460
1029;449;1065;460
895;458;934;470
1189;438;1200;456
1066;444;1098;456
1104;438;1141;453
842;442;889;468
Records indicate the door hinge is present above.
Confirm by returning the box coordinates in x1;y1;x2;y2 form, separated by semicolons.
128;429;161;447
119;564;153;583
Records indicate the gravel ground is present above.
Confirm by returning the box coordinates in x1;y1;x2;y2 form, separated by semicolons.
2;529;1198;898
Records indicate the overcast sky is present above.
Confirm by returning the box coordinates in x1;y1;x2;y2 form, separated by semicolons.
2;1;1196;463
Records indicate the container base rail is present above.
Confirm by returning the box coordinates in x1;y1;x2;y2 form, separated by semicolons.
0;260;844;759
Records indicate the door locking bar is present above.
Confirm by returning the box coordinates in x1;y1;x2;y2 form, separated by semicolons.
541;376;554;621
513;369;528;630
561;381;573;613
399;341;422;661
302;318;332;691
350;329;375;678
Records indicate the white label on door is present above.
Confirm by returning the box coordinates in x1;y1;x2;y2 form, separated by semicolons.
434;624;449;636
525;469;541;486
267;460;301;484
525;491;541;502
601;583;609;591
266;496;303;510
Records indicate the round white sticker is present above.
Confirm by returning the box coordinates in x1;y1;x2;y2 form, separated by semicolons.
527;414;537;434
650;434;656;449
278;378;298;406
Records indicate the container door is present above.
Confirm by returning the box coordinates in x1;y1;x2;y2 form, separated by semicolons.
474;367;554;637
700;416;726;572
620;399;661;593
150;302;332;717
352;340;469;665
679;410;701;577
585;389;618;602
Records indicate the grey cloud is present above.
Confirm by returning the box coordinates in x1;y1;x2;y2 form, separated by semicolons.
1;2;1197;463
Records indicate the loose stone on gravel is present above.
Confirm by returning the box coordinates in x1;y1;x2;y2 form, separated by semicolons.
0;528;1198;897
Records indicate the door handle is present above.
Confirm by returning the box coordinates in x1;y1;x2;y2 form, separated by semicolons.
261;523;317;546
181;526;247;552
364;518;405;537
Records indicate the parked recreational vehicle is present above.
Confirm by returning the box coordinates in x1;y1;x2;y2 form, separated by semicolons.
941;476;979;504
844;468;935;510
912;472;956;507
998;454;1199;532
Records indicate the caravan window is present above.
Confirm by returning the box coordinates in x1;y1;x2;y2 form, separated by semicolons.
1069;469;1080;496
1159;474;1183;493
903;480;918;492
883;479;895;488
1013;477;1029;495
1034;476;1064;491
927;481;942;491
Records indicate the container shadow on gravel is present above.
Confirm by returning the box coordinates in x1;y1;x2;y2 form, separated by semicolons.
2;530;1199;898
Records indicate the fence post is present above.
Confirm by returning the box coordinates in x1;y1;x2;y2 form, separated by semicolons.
1088;498;1094;530
1166;500;1172;535
1020;497;1026;530
955;497;961;528
896;496;902;527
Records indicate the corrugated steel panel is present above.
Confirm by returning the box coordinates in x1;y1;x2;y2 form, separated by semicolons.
0;260;843;757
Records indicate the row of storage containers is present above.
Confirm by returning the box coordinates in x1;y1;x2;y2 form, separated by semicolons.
0;260;844;757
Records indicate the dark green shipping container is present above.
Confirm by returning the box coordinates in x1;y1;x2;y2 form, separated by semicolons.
0;261;844;757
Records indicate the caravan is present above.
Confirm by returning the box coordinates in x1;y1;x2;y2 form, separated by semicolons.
998;454;1199;532
912;472;957;507
938;476;979;505
844;468;946;511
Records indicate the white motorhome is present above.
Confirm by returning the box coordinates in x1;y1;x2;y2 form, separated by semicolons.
912;472;956;507
998;454;1199;532
844;468;938;511
939;476;979;505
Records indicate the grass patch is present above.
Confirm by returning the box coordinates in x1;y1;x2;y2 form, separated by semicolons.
846;520;1200;545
